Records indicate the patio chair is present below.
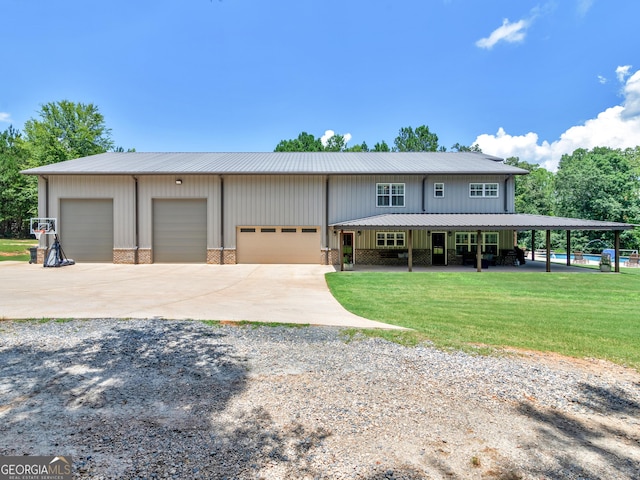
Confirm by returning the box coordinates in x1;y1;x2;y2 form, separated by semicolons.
625;252;639;267
572;252;588;264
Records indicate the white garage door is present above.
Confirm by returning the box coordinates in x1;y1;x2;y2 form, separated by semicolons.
153;199;207;263
237;226;320;264
60;199;114;262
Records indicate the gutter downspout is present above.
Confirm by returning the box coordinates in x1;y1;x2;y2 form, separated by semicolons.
220;175;224;264
43;175;50;249
504;175;511;212
133;176;139;264
325;175;330;265
422;176;427;212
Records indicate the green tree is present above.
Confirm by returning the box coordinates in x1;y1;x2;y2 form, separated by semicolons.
0;126;35;236
451;142;482;152
344;141;369;152
505;157;557;250
274;132;324;152
23;100;114;167
323;134;347;152
372;140;390;152
393;125;439;152
505;157;555;216
555;147;640;251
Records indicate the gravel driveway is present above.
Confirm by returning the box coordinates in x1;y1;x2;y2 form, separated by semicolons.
1;319;639;479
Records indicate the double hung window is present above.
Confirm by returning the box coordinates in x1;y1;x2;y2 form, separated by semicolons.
376;232;405;248
455;232;499;255
469;183;499;198
377;183;405;207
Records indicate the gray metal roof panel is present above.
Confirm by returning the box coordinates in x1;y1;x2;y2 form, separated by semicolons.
330;213;635;230
21;151;528;175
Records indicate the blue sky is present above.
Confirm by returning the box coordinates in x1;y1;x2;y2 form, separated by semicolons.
2;0;639;169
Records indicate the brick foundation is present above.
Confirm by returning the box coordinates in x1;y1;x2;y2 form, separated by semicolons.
113;248;137;264
448;249;463;265
138;249;152;264
36;248;47;264
207;249;222;264
355;249;431;266
222;249;237;264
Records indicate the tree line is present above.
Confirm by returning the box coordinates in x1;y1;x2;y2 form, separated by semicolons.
2;101;639;252
507;148;640;252
274;126;481;153
0;100;130;237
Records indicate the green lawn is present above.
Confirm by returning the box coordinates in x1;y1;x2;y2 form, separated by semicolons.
326;271;640;369
0;239;37;262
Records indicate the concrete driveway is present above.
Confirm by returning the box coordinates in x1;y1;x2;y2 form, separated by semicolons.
0;262;400;329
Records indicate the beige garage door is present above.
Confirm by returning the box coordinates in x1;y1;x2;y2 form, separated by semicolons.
237;226;320;264
153;199;207;263
60;199;114;262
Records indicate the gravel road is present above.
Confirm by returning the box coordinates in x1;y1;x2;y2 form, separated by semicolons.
1;319;639;479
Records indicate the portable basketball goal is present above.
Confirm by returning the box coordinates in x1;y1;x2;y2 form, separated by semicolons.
30;217;75;267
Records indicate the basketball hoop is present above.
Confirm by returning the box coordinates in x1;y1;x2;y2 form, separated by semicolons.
34;230;45;240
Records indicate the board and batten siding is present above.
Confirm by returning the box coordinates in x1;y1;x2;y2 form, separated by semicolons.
42;175;134;248
424;175;514;214
328;175;424;224
223;175;325;248
137;175;220;249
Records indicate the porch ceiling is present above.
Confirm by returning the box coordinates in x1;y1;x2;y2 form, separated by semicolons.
329;213;636;231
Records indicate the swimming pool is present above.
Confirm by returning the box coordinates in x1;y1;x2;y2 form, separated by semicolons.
542;253;632;263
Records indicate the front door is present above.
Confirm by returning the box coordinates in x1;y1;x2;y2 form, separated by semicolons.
432;232;446;266
341;232;354;266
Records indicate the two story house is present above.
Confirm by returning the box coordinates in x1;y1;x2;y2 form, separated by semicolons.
22;151;633;270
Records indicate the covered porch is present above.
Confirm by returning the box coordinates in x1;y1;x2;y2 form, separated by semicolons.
330;213;636;273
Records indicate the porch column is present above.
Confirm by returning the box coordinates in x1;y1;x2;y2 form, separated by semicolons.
408;229;413;272
476;229;482;272
339;230;344;272
531;230;536;261
615;230;621;273
566;230;571;267
546;230;551;272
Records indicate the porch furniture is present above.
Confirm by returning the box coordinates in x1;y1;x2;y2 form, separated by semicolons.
497;250;518;266
625;252;639;267
379;249;408;259
572;252;588;264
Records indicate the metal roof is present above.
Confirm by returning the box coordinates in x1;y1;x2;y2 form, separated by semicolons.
330;213;635;231
21;151;528;176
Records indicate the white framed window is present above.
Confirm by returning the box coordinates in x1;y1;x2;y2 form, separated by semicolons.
376;232;406;247
469;183;499;198
434;183;444;198
455;232;499;255
377;183;405;207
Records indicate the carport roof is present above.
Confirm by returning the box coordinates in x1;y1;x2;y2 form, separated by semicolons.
21;151;528;176
330;213;635;231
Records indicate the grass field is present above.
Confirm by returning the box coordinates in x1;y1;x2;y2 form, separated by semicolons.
0;239;37;262
326;271;640;369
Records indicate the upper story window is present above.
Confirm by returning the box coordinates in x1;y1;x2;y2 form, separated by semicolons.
434;183;444;198
469;183;499;198
377;183;405;207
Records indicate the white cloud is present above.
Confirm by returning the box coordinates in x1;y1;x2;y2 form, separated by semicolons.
577;0;595;16
475;18;529;49
616;65;631;82
597;75;607;84
474;66;640;171
0;112;12;123
320;129;352;147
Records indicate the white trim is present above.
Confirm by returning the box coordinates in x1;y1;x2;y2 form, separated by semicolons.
434;182;444;198
376;182;405;208
469;182;499;198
